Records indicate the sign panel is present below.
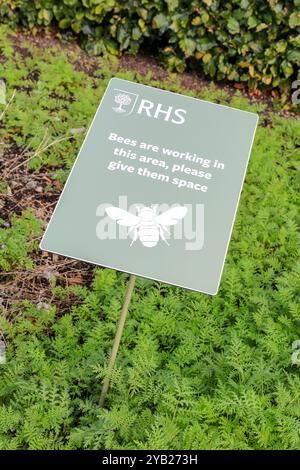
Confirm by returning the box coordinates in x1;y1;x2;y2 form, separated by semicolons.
40;78;258;295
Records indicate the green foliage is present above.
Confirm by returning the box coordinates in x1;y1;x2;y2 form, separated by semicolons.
1;258;300;449
0;0;299;96
0;26;300;450
0;209;42;271
0;26;110;174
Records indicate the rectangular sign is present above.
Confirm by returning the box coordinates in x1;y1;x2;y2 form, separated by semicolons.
40;78;258;295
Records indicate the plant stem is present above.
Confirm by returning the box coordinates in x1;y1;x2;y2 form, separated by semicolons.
0;89;16;122
99;274;136;407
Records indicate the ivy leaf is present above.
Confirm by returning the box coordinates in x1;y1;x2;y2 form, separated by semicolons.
82;24;95;36
201;11;210;24
165;0;179;11
287;50;300;65
281;60;294;77
202;52;212;63
197;37;216;52
227;18;240;34
137;8;148;20
191;16;201;26
71;21;81;34
58;18;71;29
63;0;78;5
256;23;268;32
241;0;250;8
179;38;196;57
248;16;258;28
275;41;287;53
289;12;300;28
42;9;52;23
132;26;142;41
152;13;167;29
208;62;216;76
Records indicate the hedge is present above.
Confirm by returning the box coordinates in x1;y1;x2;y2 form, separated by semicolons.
0;0;299;95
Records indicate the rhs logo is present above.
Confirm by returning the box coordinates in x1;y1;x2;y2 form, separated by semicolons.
112;88;187;124
112;89;139;116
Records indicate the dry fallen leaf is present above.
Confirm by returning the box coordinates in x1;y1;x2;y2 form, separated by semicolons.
70;127;85;135
39;267;59;285
67;274;83;285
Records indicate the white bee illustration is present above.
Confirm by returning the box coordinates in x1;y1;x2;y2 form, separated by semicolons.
105;205;187;248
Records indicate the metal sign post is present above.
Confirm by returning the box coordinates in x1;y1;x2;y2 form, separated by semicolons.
99;274;136;407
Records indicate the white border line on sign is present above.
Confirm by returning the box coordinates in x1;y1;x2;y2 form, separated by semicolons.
112;77;260;117
40;77;259;296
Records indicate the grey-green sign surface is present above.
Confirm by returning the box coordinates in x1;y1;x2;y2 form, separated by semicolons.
40;78;258;295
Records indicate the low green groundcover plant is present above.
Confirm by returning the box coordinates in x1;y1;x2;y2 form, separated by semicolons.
0;26;300;449
0;0;299;98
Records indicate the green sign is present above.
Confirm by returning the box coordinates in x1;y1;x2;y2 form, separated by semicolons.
40;78;258;295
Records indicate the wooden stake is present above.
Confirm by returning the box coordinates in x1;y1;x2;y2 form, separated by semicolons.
99;274;136;407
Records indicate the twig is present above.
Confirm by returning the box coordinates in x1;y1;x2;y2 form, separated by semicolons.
6;134;73;176
0;89;16;122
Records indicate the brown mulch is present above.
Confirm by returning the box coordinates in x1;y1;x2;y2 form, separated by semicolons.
0;143;96;312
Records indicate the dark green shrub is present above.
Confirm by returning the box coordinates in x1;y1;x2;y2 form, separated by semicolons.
0;1;299;96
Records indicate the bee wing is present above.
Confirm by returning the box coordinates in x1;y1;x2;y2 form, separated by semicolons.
155;206;187;226
105;206;139;226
